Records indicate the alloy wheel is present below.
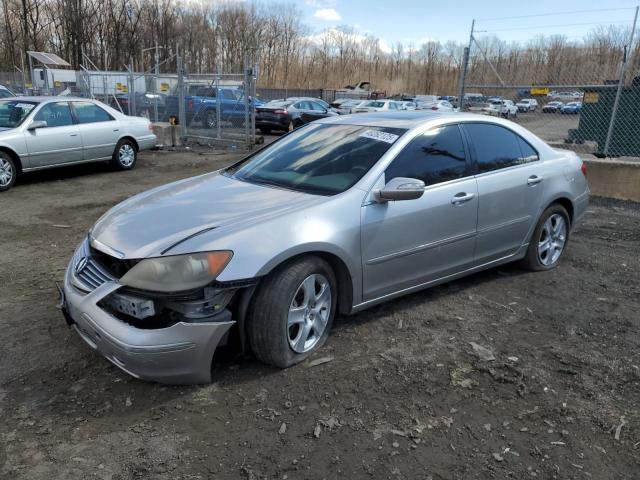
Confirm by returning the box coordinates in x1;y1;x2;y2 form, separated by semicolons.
118;144;135;167
0;157;14;187
538;213;567;266
287;274;332;353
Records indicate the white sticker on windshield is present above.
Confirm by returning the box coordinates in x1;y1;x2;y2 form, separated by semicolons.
359;130;399;144
14;103;35;110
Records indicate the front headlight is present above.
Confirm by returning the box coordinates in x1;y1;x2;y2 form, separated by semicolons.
120;251;233;292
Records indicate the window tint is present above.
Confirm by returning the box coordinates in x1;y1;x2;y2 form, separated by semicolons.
385;125;467;186
73;102;114;124
309;101;325;111
34;102;74;127
465;123;536;173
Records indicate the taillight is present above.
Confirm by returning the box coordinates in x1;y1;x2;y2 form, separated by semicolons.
273;109;287;115
581;161;587;177
187;100;193;109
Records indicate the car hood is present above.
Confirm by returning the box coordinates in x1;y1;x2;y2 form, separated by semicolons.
90;172;322;259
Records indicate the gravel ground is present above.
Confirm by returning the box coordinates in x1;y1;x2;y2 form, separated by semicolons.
1;148;639;479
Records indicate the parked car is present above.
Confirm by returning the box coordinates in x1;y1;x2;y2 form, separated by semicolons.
549;91;583;101
330;98;364;114
110;92;167;118
0;97;156;191
484;100;518;118
419;100;455;112
255;98;338;133
0;85;15;98
560;102;582;114
60;111;589;384
542;101;564;113
353;99;403;113
165;86;255;128
399;101;418;111
515;99;538;112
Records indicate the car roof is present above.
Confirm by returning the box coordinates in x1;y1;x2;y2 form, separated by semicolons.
317;110;546;129
4;96;99;103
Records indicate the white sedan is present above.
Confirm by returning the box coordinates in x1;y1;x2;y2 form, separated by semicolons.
353;99;403;113
0;97;157;191
419;100;455;112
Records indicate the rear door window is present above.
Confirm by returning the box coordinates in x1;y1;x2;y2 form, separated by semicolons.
464;123;538;173
72;102;114;124
385;124;468;186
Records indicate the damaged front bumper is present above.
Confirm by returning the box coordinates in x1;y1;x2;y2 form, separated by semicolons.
61;257;236;385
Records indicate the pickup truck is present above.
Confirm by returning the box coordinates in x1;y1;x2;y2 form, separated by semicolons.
164;86;256;128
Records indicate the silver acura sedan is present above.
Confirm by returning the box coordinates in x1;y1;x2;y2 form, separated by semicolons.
0;97;157;191
61;111;589;384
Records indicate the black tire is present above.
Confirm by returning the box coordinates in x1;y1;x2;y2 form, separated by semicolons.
111;139;137;170
0;152;17;192
203;109;217;129
520;204;570;271
247;256;337;368
259;127;272;135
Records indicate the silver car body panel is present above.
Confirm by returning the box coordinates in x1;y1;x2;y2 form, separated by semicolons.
64;111;590;383
0;96;156;172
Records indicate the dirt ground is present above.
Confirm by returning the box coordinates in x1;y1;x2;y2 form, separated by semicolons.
1;148;639;480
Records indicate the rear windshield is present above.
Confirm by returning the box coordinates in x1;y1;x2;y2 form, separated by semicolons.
225;123;407;195
364;101;385;108
0;100;38;129
266;100;292;108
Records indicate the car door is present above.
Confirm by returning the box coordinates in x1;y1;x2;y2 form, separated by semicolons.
361;124;479;301
462;122;545;263
25;101;83;167
71;101;120;160
295;101;316;124
307;101;332;120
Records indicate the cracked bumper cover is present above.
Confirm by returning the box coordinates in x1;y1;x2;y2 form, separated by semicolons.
62;263;235;384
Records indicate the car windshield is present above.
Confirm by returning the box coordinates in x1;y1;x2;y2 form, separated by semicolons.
225;123;407;195
0;89;14;98
365;101;385;108
0;100;37;129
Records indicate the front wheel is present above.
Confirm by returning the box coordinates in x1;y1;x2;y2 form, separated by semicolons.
0;152;17;192
520;204;570;271
247;256;337;368
111;139;137;170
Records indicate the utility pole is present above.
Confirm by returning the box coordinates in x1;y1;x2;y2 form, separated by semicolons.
154;42;160;122
458;19;475;111
604;6;639;156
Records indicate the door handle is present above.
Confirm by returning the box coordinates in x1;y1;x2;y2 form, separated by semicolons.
451;192;475;205
70;133;78;137
527;175;543;186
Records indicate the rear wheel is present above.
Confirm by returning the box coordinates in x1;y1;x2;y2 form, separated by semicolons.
111;139;137;170
247;256;336;368
520;204;570;271
0;152;17;192
203;110;217;129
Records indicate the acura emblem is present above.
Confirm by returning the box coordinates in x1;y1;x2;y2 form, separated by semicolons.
74;256;88;275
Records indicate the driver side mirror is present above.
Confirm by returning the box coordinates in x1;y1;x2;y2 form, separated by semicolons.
376;177;425;202
28;120;47;130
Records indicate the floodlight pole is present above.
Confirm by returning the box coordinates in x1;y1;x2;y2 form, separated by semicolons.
458;19;474;111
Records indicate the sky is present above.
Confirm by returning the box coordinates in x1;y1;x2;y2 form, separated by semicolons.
288;0;640;50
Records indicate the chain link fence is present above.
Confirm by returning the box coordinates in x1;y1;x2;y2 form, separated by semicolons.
459;7;640;159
